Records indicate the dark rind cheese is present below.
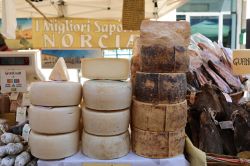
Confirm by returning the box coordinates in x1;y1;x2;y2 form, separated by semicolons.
140;45;189;73
135;72;187;104
132;99;187;132
132;127;185;158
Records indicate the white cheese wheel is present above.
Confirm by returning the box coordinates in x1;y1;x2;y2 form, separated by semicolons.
29;130;79;160
49;57;69;81
81;130;130;160
30;81;82;106
29;105;80;134
82;107;130;136
83;80;132;110
81;58;130;80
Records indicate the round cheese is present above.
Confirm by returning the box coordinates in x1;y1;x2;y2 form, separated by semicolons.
81;58;130;80
29;105;80;134
29;130;79;160
83;80;132;110
81;130;130;160
82;107;130;136
132;127;185;158
30;81;82;106
135;72;187;104
132;99;187;132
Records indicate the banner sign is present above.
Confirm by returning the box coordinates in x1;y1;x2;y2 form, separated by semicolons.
1;70;27;93
32;18;140;49
232;50;250;75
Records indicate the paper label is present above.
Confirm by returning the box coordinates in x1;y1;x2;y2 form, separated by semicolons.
22;124;31;141
84;164;131;166
222;93;232;103
1;70;27;93
16;107;27;123
219;121;234;130
9;92;19;101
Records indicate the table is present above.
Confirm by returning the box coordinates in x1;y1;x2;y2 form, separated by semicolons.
38;151;190;166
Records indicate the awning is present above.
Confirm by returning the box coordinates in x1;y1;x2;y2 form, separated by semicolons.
0;0;187;19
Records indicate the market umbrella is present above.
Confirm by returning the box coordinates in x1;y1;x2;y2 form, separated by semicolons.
191;20;230;38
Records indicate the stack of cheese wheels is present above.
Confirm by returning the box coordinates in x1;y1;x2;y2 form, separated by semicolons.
28;58;82;160
131;20;190;158
81;58;131;160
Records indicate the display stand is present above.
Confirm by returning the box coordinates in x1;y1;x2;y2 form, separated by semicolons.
38;151;190;166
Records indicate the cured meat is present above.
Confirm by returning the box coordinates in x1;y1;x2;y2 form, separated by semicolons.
208;60;241;91
132;127;185;158
232;109;250;152
132;99;187;132
194;68;209;87
135;72;187;104
202;64;232;93
199;110;223;154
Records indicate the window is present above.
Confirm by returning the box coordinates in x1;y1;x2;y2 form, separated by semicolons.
103;49;132;59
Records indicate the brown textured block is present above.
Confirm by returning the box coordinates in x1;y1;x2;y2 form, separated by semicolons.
132;99;187;132
135;72;187;104
132;127;185;158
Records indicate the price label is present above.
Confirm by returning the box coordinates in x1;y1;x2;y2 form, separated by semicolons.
1;70;27;93
84;163;131;166
16;107;27;123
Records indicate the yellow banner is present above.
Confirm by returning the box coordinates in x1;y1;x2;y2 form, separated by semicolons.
32;18;139;49
232;49;250;75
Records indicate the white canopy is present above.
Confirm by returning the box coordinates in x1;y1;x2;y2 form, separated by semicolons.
0;0;187;19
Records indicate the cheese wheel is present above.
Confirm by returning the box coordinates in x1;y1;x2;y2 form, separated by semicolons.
132;127;185;158
140;45;189;73
83;80;132;110
30;81;82;106
81;130;130;160
135;72;187;104
29;130;79;160
81;58;129;80
49;57;69;81
132;99;187;132
82;107;130;136
29;105;80;134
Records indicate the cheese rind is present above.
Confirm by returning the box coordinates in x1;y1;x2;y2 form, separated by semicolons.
49;57;70;81
81;130;130;160
81;58;130;80
83;80;132;110
29;105;80;134
82;107;130;136
30;81;82;106
29;130;79;160
135;72;187;104
132;99;187;132
132;127;185;158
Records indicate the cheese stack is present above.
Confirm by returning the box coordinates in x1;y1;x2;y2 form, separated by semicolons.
81;58;131;160
28;58;82;160
131;20;190;158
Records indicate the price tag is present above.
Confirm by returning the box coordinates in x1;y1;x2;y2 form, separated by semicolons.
16;107;27;123
84;164;131;166
219;121;234;130
1;70;27;93
222;93;232;103
22;124;31;141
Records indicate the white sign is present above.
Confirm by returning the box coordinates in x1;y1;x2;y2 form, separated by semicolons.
1;70;27;93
